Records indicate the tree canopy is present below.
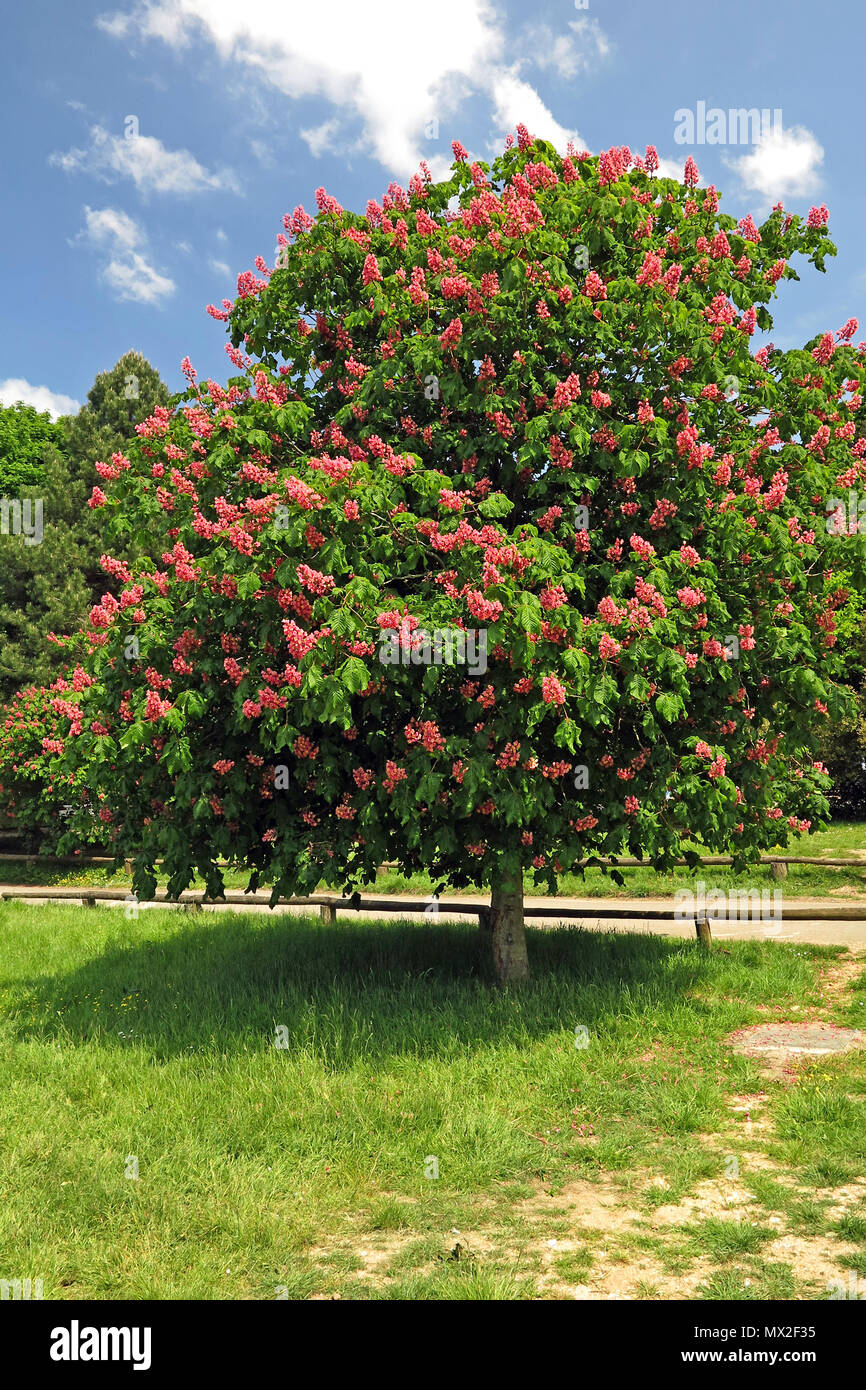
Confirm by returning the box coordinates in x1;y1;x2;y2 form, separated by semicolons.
0;400;64;496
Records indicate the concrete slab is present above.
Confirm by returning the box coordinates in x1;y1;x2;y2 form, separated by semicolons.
727;1022;866;1060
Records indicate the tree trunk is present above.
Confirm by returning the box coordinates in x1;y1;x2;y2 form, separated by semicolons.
487;870;529;985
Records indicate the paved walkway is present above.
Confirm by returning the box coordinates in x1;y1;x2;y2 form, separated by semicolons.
3;885;866;950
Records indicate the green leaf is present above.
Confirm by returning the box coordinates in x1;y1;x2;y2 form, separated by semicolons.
516;592;542;633
477;492;514;518
337;657;371;694
655;693;683;722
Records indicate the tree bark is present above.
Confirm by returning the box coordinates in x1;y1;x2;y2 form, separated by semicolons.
487;870;529;985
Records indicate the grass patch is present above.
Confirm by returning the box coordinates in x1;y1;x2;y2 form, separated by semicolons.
553;1247;595;1280
774;1079;866;1163
687;1217;776;1260
697;1262;798;1300
367;1266;528;1300
0;900;862;1299
832;1213;866;1243
367;1198;416;1231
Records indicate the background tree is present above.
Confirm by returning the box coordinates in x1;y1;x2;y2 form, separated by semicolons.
0;680;101;850
0;401;64;495
56;133;866;982
0;352;170;699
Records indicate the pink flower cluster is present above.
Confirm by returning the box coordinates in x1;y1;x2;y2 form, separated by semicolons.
144;690;172;721
677;586;707;610
296;564;336;596
541;675;566;705
630;534;655;561
540;585;567;611
552;373;581;409
465;590;503;621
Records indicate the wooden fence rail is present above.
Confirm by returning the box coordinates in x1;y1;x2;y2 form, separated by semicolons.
2;885;866;945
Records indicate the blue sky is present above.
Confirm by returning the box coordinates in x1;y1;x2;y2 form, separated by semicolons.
2;0;864;417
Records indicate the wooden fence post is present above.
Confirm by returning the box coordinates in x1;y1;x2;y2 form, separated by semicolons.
320;903;337;926
695;910;712;947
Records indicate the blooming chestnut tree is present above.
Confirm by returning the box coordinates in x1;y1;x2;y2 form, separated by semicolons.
58;129;866;982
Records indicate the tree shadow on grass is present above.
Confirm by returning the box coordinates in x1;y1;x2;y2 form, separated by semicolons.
5;907;781;1064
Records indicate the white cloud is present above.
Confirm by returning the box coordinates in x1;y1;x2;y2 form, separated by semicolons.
300;117;342;159
249;137;276;167
103;252;176;303
97;0;595;173
79;205;141;246
209;257;231;276
655;155;688;181
0;379;80;419
76;205;175;304
726;124;824;201
96;2;186;43
523;17;611;80
50;123;238;195
488;71;582;153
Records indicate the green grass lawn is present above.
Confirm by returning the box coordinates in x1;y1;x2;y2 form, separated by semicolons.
1;901;864;1300
1;820;865;898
